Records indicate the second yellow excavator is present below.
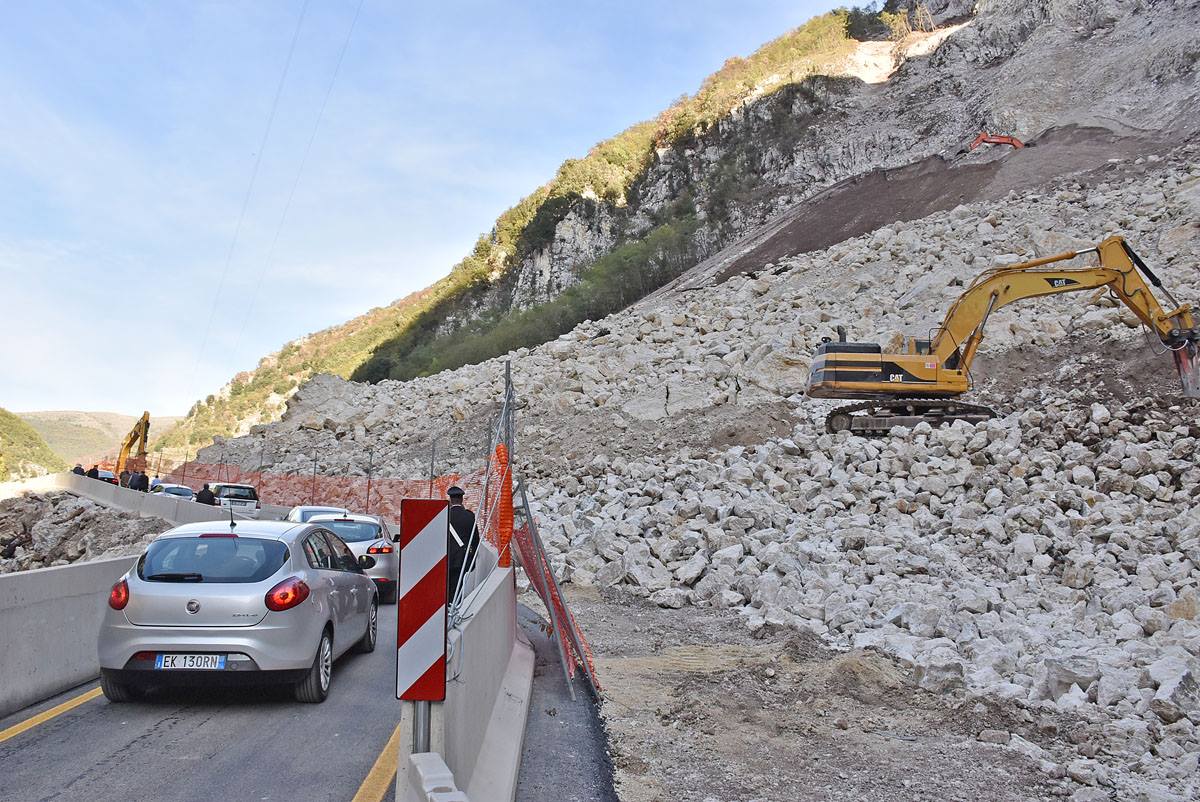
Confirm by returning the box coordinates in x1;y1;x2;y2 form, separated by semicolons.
807;236;1199;433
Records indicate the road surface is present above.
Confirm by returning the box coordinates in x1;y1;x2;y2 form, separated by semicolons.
0;606;401;802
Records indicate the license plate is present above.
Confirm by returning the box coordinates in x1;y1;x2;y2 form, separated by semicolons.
154;653;226;670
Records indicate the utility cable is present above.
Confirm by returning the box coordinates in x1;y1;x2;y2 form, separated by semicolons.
235;0;366;344
177;0;311;459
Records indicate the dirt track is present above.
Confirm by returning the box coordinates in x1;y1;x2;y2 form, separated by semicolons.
662;125;1158;291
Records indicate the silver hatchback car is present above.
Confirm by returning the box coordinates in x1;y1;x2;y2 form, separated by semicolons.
308;514;399;604
97;520;379;703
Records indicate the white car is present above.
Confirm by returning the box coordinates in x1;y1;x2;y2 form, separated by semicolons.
150;483;195;503
210;483;261;519
286;505;349;523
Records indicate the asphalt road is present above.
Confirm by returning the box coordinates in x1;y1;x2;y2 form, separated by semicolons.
515;604;617;802
0;605;402;802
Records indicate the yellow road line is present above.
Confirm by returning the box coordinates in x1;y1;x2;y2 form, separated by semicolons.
0;686;103;745
352;723;401;802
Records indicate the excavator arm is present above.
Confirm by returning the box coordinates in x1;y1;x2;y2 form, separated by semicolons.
935;236;1197;376
115;412;151;476
807;236;1199;433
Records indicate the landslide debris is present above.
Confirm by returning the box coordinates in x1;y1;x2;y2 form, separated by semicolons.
0;492;168;573
206;146;1200;799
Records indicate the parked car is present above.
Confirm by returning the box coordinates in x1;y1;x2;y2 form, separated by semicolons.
309;514;399;604
150;483;195;503
97;470;118;486
210;483;260;519
97;520;379;703
285;505;349;523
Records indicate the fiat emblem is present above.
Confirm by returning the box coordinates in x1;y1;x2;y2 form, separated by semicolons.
186;599;201;615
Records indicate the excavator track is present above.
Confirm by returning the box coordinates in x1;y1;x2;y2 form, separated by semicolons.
825;398;997;435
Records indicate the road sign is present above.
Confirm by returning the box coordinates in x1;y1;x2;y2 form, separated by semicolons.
396;498;448;701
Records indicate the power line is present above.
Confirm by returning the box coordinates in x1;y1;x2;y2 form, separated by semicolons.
177;0;311;452
236;0;367;345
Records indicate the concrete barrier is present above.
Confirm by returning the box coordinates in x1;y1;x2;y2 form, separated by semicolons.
396;555;535;802
0;555;135;717
0;472;268;526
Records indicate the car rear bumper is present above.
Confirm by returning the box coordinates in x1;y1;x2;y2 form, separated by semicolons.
98;611;324;671
103;666;308;687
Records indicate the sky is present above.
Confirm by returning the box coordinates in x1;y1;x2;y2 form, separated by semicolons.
1;0;836;417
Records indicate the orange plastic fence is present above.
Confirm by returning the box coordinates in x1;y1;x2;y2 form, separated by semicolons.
162;461;507;555
495;444;514;568
512;523;600;690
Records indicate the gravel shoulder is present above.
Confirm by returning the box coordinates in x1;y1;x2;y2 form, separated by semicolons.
569;585;1066;802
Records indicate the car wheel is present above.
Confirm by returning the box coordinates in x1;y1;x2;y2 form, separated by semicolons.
100;669;143;703
294;629;333;703
354;600;378;654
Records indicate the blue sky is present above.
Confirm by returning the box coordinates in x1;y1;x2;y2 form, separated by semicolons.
1;0;834;416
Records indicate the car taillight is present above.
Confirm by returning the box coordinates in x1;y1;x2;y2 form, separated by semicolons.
265;577;310;611
367;544;393;554
256;501;261;509
200;532;237;538
108;579;129;610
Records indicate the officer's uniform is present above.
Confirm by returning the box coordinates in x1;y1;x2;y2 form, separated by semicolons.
446;488;479;601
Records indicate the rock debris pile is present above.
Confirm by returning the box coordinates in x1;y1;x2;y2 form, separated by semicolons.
532;399;1199;797
0;492;168;574
206;148;1200;798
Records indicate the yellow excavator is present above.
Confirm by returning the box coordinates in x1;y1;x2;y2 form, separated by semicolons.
807;236;1199;433
114;411;151;475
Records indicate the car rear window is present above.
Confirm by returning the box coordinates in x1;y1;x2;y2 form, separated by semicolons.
164;487;191;498
139;537;287;583
300;508;345;522
217;486;258;501
323;520;382;543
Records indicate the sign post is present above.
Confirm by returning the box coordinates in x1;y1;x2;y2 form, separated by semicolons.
396;498;449;753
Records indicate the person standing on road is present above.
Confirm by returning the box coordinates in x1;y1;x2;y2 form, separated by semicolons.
150;475;161;490
119;468;130;488
196;484;216;505
446;486;480;604
72;464;85;476
135;471;149;492
86;465;100;480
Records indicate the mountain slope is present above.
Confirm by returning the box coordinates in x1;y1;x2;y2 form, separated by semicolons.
154;8;894;449
161;0;1200;451
0;408;66;480
19;411;182;466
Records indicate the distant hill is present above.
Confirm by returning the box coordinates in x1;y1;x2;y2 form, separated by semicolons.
0;408;66;479
19;411;182;467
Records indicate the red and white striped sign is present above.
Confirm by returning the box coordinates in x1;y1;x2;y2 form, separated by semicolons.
396;498;448;701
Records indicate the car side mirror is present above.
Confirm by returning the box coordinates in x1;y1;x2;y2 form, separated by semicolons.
357;554;376;570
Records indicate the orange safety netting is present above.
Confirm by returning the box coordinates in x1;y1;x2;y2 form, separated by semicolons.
494;444;514;568
161;461;513;555
512;523;600;691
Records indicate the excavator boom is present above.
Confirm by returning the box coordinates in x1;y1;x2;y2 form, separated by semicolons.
808;236;1199;433
115;412;151;475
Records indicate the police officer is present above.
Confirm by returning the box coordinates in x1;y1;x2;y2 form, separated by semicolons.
446;486;479;603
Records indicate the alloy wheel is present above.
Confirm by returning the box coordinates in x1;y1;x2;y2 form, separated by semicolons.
319;636;332;691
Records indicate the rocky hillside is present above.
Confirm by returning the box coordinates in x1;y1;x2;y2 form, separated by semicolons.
205;138;1200;799
161;0;1200;454
0;408;65;480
